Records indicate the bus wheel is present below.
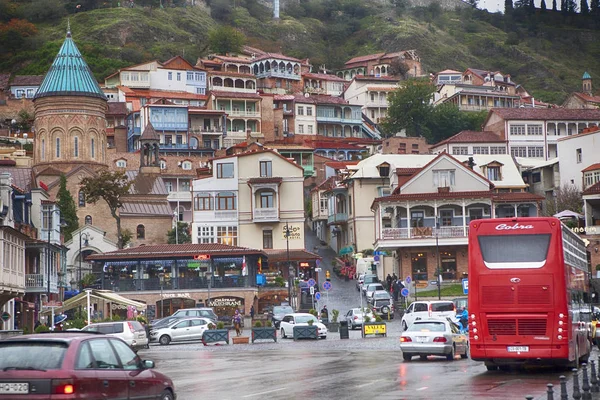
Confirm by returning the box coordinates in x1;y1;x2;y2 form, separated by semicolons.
485;363;498;371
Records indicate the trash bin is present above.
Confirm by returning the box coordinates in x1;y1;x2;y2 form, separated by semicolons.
339;321;349;339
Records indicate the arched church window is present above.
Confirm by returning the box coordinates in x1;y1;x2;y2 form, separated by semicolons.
74;137;79;157
91;138;95;158
56;138;61;158
137;224;145;240
78;191;85;207
85;215;92;225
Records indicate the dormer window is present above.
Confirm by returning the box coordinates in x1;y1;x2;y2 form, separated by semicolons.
160;159;167;170
377;162;390;178
487;166;500;181
182;161;192;170
260;160;272;177
116;159;127;168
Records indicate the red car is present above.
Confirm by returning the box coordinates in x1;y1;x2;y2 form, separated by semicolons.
0;332;176;399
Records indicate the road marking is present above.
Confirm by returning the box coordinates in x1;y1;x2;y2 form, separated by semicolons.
416;387;428;391
356;379;384;388
242;388;287;398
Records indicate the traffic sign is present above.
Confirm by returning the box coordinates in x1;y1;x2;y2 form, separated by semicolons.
462;279;469;295
315;259;321;266
401;288;410;297
307;278;316;287
1;312;10;321
323;281;332;291
373;255;380;262
405;276;412;284
315;292;321;301
310;286;315;295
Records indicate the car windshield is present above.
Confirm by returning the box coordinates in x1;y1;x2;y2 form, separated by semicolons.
373;292;390;299
0;341;68;370
296;315;317;324
364;276;379;284
407;322;447;332
431;303;454;312
273;306;294;316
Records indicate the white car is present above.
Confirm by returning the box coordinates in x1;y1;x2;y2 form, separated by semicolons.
279;313;328;339
345;308;375;330
81;320;148;351
356;274;365;291
365;283;385;301
150;317;212;345
401;301;456;331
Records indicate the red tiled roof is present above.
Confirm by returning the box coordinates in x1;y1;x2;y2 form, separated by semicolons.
308;141;365;150
574;92;600;103
208;70;255;78
344;53;385;66
489;108;600;121
0;74;10;90
247;177;283;184
88;243;265;261
210;90;261;99
263;249;321;262
354;75;401;82
492;192;545;202
309;94;350;105
212;55;252;64
10;75;44;86
324;161;360;169
583;181;600;196
583;163;600;172
437;69;462;75
253;52;306;64
432;130;505;147
311;176;336;193
374;191;494;203
343;137;381;145
396;168;421;175
210;148;304;170
302;73;346;82
107;102;128;116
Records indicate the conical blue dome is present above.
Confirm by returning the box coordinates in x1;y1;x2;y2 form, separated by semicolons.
583;71;592;80
34;29;106;100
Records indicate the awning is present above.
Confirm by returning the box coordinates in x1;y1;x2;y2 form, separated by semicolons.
41;290;146;315
554;210;584;219
339;246;354;256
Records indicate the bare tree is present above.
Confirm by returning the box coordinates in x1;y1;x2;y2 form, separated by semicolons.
543;184;583;216
389;59;410;80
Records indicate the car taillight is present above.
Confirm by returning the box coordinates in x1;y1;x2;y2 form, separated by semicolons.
52;379;75;395
400;336;412;342
354;316;358;320
127;322;135;333
428;304;432;317
433;337;447;343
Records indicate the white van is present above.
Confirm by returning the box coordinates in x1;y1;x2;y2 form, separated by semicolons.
355;257;374;279
401;300;456;331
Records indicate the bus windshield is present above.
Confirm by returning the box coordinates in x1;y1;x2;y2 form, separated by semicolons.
478;234;551;269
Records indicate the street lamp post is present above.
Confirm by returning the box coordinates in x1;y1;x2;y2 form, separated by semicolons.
435;214;441;300
46;208;64;302
285;222;291;307
158;272;165;318
78;232;91;291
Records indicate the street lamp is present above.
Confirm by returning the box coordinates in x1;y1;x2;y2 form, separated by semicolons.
158;272;165;318
78;232;92;291
285;222;291;307
46;208;66;301
435;214;441;300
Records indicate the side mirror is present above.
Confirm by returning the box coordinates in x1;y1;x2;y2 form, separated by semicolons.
143;360;155;369
172;326;177;330
289;321;294;324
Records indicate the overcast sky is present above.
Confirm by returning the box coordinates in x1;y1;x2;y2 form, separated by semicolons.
477;0;505;13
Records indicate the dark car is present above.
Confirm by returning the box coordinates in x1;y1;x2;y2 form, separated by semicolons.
0;332;176;399
270;305;294;328
370;291;395;320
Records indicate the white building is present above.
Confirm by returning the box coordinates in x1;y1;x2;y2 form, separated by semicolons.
557;128;600;191
343;75;400;124
430;130;508;156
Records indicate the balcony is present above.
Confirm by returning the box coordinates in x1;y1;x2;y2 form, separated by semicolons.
253;207;279;222
214;210;237;220
303;165;315;178
376;226;469;249
105;276;252;292
190;127;223;135
227;110;261;118
151;121;188;131
25;273;58;293
316;115;362;124
328;212;348;225
255;70;301;80
160;143;190;149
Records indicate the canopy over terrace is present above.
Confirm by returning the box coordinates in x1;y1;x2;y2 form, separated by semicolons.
40;289;146;316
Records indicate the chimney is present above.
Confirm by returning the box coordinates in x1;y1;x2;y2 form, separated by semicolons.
467;157;475;170
532;97;535;108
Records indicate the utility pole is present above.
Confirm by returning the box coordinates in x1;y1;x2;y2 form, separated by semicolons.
436;214;441;300
285;222;292;308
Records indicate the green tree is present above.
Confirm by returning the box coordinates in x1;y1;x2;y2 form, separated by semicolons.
208;26;245;55
427;104;486;144
381;78;435;138
80;170;132;249
505;0;514;13
167;222;191;244
80;272;97;289
56;174;79;242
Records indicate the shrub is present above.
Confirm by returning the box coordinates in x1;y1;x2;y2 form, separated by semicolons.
308;309;318;317
265;320;272;327
364;315;371;323
35;325;50;333
22;327;30;335
216;321;225;329
331;309;339;323
307;319;314;326
375;315;383;323
274;276;285;287
254;321;263;328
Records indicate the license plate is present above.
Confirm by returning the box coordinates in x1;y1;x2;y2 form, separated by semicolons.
507;346;529;352
0;383;29;394
416;337;428;343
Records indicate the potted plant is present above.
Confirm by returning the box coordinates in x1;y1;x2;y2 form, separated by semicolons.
251;320;277;343
308;309;318;317
202;321;229;345
328;309;340;333
293;319;319;340
362;314;387;338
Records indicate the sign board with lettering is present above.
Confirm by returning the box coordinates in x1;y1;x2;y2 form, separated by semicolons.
462;279;469;295
207;297;244;308
363;323;386;335
282;225;302;240
194;254;211;260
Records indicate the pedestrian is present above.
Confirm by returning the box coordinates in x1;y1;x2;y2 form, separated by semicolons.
320;305;329;323
34;320;41;329
250;305;255;319
392;273;398;281
232;310;242;337
386;274;392;290
392;280;400;302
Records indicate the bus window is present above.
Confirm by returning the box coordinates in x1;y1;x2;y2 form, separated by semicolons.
478;234;551;269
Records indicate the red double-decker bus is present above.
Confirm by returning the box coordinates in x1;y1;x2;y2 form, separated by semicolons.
468;217;591;370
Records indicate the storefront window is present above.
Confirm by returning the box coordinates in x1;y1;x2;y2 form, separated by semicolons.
440;251;457;280
411;253;427;281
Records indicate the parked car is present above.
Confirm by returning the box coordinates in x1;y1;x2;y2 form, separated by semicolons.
344;308;375;330
149;316;182;330
170;308;218;323
279;313;327;339
370;291;395;320
270;305;294;328
0;332;176;399
361;274;379;295
150;317;213;346
365;283;386;301
401;300;456;331
452;297;468;312
400;317;469;361
356;274;365;291
80;321;148;352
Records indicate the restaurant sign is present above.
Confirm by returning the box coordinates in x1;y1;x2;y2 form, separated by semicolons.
207;297;244;308
282;225;301;240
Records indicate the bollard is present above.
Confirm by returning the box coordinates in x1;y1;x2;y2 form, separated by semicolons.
573;368;582;400
546;383;554;400
591;360;599;393
582;363;591;400
560;375;568;400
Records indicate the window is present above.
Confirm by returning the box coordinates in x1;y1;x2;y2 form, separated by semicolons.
263;230;273;249
410;211;424;228
109;339;140;370
74;137;79;157
473;146;489;155
527;146;544;158
217;226;237;246
452;146;468;155
297;106;304;115
510;146;527;158
182;161;192;170
56;138;61;158
216;192;236;210
75;342;94;369
306;107;312;116
85;215;92;225
198;226;215;243
433;169;455;187
41;139;45;161
168;72;172;80
298;125;304;134
187;72;194;80
217;163;234;179
260;191;274;208
527;124;543;135
371;93;375;102
411;253;427;281
440;210;453;226
165;181;173;193
78;191;85;207
377;163;390;177
91;138;95;158
164;135;172;145
532;172;541;183
177;72;181;81
88;339;120;369
348;195;352;214
490;146;506;155
180;181;190;192
308;125;313;134
487;166;500;180
468;208;483;221
176;135;183;145
440;251;457;280
160;160;167;170
584;171;600;188
136;224;145;240
576;148;582;163
42;205;54;231
509;125;526;135
116;160;127;168
260;161;272;177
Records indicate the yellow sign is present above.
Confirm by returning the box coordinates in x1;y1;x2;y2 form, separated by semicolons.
363;324;387;335
282;225;301;240
415;282;428;289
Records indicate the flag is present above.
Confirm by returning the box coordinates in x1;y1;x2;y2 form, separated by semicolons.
257;257;262;274
242;256;248;276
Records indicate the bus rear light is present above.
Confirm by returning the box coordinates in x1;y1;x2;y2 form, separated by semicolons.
473;328;478;333
471;321;476;326
558;328;563;333
558;335;563;340
559;313;564;318
474;335;479;340
470;314;475;319
558;321;564;326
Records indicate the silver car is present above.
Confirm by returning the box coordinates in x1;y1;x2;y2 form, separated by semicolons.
150;317;212;345
345;308;375;330
81;321;149;352
400;318;469;361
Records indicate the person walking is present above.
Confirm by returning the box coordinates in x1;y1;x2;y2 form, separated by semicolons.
320;305;329;324
250;305;255;319
233;310;242;337
386;274;393;291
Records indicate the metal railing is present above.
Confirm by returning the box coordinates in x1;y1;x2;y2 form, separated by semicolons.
328;213;348;224
381;226;468;240
253;207;279;221
107;276;250;292
25;273;58;292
